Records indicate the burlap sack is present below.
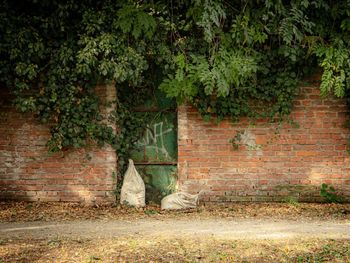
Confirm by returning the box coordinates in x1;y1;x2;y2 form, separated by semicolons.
161;191;201;210
120;159;145;207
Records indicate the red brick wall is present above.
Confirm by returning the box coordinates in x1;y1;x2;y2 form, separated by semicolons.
178;85;350;202
2;82;350;203
0;85;117;203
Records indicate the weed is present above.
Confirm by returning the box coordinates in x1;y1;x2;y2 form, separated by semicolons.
297;254;312;262
10;208;17;216
47;237;61;248
25;204;33;210
88;255;101;262
229;131;243;150
282;196;300;206
320;184;343;203
144;209;158;215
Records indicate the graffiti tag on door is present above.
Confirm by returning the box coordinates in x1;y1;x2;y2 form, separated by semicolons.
136;121;173;160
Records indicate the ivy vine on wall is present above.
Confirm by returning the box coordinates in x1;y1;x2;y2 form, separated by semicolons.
1;0;350;182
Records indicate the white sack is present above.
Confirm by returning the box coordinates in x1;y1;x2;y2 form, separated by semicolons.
120;159;145;207
161;191;201;210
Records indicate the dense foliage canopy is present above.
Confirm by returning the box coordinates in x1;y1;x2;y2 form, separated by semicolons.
1;0;350;156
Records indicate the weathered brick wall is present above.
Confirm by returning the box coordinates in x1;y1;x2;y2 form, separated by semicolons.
0;85;117;203
178;85;350;202
2;81;350;203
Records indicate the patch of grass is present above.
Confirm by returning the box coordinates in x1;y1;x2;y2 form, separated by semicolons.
287;240;350;263
0;238;349;262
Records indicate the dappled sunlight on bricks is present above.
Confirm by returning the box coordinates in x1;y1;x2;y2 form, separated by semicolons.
178;85;350;202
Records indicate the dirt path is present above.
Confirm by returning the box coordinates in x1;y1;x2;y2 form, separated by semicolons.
1;218;349;240
1;203;350;262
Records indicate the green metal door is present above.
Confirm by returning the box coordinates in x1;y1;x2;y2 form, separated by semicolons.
130;90;177;203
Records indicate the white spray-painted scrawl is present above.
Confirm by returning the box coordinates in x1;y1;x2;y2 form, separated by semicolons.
136;121;173;160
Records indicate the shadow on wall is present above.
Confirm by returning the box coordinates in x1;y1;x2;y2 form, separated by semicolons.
0;88;117;204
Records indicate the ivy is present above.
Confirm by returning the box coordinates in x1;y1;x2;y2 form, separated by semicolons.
111;85;151;195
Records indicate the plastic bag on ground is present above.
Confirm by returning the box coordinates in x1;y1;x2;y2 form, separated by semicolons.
120;159;145;207
161;191;201;210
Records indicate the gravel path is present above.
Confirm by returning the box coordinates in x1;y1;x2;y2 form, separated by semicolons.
1;218;349;240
